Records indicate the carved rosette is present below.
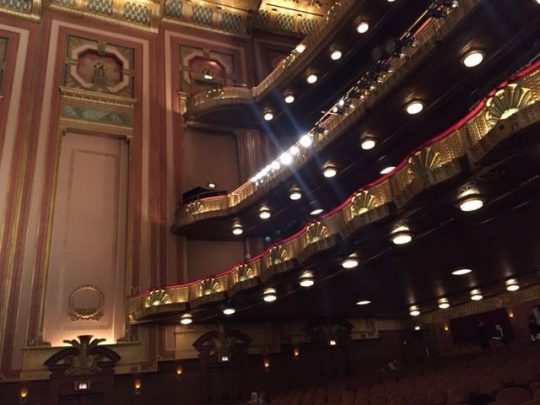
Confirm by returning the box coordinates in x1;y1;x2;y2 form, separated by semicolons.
145;289;171;307
351;191;377;217
486;83;533;126
235;264;256;283
268;245;289;266
69;285;104;321
306;222;329;244
200;278;221;296
408;148;443;178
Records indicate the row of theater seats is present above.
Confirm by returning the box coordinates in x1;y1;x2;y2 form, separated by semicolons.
270;344;540;405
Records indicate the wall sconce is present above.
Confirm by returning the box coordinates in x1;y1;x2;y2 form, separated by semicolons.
293;346;300;360
176;365;183;379
443;324;449;332
19;386;29;404
263;357;270;371
133;377;142;395
508;309;514;319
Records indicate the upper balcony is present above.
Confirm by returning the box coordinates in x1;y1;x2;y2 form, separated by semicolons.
174;0;540;240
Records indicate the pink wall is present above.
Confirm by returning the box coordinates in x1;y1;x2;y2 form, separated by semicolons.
187;239;244;280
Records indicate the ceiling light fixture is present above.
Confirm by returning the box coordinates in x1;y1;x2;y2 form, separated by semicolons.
360;134;377;150
506;279;520;292
414;325;421;331
438;298;450;309
207;182;216;189
380;166;395;175
299;133;313;148
457;186;484;212
330;49;343;61
232;221;243;236
470;289;483;301
180;313;193;325
263;110;274;121
263;288;277;303
390;223;412;245
329;339;337;346
285;94;295;104
306;73;318;84
462;50;485;68
341;253;359;269
259;206;271;220
356;21;370;34
323;164;338;178
405;100;425;115
452;268;472;276
409;305;420;317
356;300;371;306
223;307;236;316
310;208;324;216
295;43;306;53
299;271;315;288
289;186;302;201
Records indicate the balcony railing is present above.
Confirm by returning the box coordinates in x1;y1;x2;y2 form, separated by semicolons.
132;61;540;320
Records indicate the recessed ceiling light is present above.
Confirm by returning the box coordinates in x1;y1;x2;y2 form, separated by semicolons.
285;94;295;104
414;325;421;331
299;134;313;147
356;21;370;34
458;187;484;212
223;307;236;316
323;164;337;178
180;313;193;325
438;298;450;309
289;186;302;201
330;50;343;60
356;300;371;306
506;279;520;292
360;135;376;150
390;224;412;245
341;253;359;269
296;43;306;53
409;305;420;317
259;206;271;220
329;339;337;346
263;111;274;121
307;73;318;84
462;50;485;68
380;166;395;175
470;289;483;301
207;182;216;189
299;271;315;288
263;288;277;303
452;268;472;276
279;152;293;165
310;208;324;216
405;100;424;115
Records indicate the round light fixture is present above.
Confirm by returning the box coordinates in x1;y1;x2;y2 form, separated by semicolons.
295;43;306;53
310;208;324;216
263;111;274;121
232;222;243;236
307;73;318;84
405;100;424;115
380;166;395;175
360;135;376;150
329;339;337;346
409;305;420;317
180;313;193;325
457;187;484;212
330;50;343;61
356;300;371;306
323;164;337;178
438;298;450;309
462;50;485;68
452;268;472;276
279;152;293;165
223;307;236;316
289;186;302;201
289;145;300;156
356;21;370;34
259;206;271;220
299;271;315;288
506;279;520;292
299;133;313;147
263;288;277;303
341;253;359;269
390;224;412;245
285;94;295;104
414;325;421;331
470;289;483;301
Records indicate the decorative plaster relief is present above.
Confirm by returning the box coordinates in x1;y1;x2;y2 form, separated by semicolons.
65;35;135;97
69;285;104;321
0;37;7;92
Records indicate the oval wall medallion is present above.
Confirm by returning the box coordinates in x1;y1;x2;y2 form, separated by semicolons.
69;285;104;321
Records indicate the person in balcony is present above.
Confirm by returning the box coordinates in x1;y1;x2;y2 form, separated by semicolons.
529;315;540;342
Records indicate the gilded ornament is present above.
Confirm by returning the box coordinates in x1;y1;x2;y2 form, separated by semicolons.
145;289;171;307
485;83;533;125
306;222;329;243
269;245;289;265
408;148;443;178
200;278;221;296
351;191;377;216
235;265;256;282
